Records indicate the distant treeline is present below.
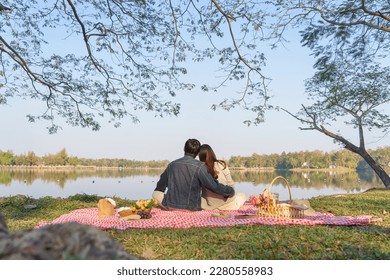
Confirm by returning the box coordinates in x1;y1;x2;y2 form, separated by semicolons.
0;146;389;171
228;147;390;171
0;148;169;169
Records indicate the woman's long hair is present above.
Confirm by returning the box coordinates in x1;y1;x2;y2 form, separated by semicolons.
198;144;226;179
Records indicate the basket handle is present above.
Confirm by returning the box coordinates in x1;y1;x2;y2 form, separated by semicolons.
268;176;292;204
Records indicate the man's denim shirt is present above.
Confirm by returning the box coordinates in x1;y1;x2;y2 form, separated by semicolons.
155;155;235;211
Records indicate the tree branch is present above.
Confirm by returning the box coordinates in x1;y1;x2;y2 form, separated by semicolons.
361;0;390;22
66;0;104;72
282;105;362;153
295;3;390;33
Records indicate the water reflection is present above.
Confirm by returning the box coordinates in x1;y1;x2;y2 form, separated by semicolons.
232;170;383;192
0;168;162;188
0;168;384;200
231;170;384;201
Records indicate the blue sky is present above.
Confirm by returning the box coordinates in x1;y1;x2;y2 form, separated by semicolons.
1;26;389;162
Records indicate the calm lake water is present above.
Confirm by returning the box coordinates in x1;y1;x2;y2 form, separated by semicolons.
0;168;385;201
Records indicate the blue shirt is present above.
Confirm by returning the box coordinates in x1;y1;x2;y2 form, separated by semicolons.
154;155;235;210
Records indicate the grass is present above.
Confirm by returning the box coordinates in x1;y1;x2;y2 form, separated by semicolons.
1;190;389;260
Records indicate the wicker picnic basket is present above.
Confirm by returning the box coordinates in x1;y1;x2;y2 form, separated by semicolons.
254;176;304;219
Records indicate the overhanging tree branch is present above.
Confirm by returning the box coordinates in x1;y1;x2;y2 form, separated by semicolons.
294;1;390;32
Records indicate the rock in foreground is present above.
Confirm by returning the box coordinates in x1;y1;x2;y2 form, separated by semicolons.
0;211;138;260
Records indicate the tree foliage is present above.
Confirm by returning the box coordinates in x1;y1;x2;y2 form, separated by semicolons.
283;55;390;186
300;58;390;135
268;1;390;187
1;0;390;185
271;0;390;65
0;150;14;165
0;0;274;132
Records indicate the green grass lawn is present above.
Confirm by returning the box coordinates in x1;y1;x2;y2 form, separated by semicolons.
1;189;389;259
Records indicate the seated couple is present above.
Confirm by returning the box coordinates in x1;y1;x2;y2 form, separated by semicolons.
152;138;246;211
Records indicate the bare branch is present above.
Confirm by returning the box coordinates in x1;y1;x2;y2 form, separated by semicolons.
211;0;236;21
65;0;104;72
281;106;315;128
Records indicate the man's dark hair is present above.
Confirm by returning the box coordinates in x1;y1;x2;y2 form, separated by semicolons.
184;139;201;157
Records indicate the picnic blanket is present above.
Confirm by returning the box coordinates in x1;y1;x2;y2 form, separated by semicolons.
35;203;381;230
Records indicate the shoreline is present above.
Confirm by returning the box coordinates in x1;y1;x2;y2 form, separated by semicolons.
230;166;355;172
1;165;388;173
0;165;164;170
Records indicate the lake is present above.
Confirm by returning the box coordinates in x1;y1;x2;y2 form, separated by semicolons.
0;168;385;201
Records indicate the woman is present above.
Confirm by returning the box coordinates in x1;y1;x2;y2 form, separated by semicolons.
199;144;246;210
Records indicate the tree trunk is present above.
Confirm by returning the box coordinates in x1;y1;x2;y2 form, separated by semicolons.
356;148;390;188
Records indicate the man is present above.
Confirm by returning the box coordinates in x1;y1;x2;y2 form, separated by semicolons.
152;138;235;211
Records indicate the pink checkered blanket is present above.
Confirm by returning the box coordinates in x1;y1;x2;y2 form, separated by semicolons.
35;203;381;230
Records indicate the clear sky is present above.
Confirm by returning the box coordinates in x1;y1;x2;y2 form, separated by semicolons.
1;27;389;162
